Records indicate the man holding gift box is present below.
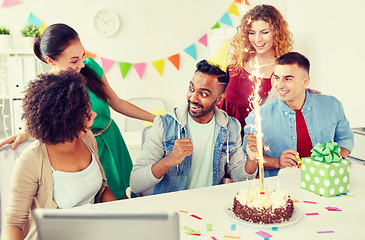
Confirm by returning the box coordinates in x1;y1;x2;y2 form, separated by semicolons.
243;52;354;177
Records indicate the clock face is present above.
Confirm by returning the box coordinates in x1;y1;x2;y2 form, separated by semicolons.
93;9;120;37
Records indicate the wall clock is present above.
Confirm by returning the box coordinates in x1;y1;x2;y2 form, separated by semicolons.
93;9;120;37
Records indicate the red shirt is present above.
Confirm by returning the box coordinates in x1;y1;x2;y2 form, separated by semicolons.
295;109;312;158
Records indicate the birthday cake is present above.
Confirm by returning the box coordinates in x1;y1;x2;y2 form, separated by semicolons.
232;189;294;224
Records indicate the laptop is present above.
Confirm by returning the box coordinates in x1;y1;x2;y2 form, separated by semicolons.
33;208;180;240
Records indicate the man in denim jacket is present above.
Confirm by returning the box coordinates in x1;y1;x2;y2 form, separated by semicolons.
130;60;258;195
243;52;354;177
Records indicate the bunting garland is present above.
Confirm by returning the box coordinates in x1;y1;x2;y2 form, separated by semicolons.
198;34;208;46
184;44;197;60
133;63;147;79
16;0;250;79
151;59;165;76
84;51;97;60
118;62;132;78
219;13;233;26
101;57;115;74
168;54;180;70
1;0;21;8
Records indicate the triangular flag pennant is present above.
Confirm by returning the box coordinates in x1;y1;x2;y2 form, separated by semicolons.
26;13;42;27
228;3;240;16
133;63;146;79
219;13;233;26
118;62;132;78
244;0;250;5
235;0;242;3
152;59;165;76
1;0;21;8
40;23;48;35
198;34;208;46
209;38;230;72
83;51;96;60
168;54;180;70
184;44;197;60
211;22;220;29
101;57;115;74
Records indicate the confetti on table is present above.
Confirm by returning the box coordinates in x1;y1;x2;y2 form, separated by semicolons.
207;224;213;231
305;212;319;216
325;206;342;212
303;201;317;204
188;233;201;236
256;230;272;238
341;194;355;197
293;200;300;203
272;227;278;231
231;224;236;230
224;235;241;239
179;210;188;213
211;237;217;240
190;214;202;220
181;226;195;232
317;231;335;234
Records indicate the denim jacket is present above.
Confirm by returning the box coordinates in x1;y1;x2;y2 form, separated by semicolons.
130;104;257;195
243;90;354;177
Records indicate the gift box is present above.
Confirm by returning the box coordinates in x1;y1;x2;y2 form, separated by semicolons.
301;141;350;197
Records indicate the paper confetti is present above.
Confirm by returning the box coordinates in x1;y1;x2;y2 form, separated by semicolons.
231;224;236;230
188;233;201;236
207;224;213;231
317;231;335;234
305;212;319;216
181;226;194;232
325;207;342;212
224;235;241;239
256;231;272;238
190;214;202;220
179;210;188;213
211;237;217;240
303;201;317;204
272;227;278;231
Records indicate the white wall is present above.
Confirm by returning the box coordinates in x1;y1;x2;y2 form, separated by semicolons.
0;0;363;129
287;0;365;128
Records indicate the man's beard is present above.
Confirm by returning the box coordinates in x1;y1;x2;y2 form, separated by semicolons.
188;99;217;119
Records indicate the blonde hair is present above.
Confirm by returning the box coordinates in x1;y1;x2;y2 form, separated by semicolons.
229;5;293;70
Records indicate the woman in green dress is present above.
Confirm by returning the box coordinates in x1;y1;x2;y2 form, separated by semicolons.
0;23;155;199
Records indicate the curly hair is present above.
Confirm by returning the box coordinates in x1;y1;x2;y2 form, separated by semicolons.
22;70;91;145
229;5;293;71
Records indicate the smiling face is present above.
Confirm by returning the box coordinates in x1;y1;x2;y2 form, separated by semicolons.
248;20;274;57
46;38;86;73
272;64;310;110
186;72;225;124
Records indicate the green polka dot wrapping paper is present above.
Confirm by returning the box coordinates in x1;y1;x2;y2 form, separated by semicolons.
301;157;350;197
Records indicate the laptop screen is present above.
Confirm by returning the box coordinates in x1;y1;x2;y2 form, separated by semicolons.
33;208;180;240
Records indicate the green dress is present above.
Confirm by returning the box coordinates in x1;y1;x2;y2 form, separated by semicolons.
84;57;132;199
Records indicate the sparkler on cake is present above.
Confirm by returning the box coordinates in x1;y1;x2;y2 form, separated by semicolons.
231;57;294;224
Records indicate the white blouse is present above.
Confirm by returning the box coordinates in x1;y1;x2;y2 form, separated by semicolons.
52;140;103;209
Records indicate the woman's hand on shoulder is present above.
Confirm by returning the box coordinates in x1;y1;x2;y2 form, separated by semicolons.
307;88;321;94
0;132;29;149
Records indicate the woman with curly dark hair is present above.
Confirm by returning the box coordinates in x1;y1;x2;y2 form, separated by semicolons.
218;5;294;136
2;71;116;240
0;23;156;199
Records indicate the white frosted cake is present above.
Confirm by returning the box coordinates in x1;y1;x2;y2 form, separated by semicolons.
233;189;294;224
